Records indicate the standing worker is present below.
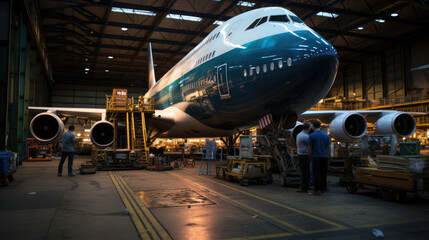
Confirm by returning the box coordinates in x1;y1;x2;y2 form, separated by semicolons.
296;122;311;193
307;120;330;195
58;125;76;177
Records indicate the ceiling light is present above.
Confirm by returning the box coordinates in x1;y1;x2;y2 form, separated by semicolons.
213;20;224;25
237;1;255;7
85;68;89;71
84;129;90;132
316;12;339;18
105;69;109;73
85;58;88;61
357;26;364;30
390;13;398;17
112;7;156;16
108;56;113;59
121;27;128;31
166;14;202;22
376;19;385;23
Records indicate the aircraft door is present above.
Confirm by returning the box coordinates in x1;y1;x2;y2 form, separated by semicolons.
217;63;231;99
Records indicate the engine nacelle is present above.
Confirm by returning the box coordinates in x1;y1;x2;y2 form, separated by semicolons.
29;112;64;143
329;113;367;141
90;120;115;148
289;121;303;144
374;112;416;137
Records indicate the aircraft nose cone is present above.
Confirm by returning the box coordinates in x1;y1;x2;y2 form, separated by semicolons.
298;42;338;103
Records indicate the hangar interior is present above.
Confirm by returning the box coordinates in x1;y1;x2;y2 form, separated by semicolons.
1;1;429;240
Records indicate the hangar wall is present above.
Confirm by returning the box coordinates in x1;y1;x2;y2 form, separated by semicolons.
50;84;146;108
329;34;429;104
1;0;53;153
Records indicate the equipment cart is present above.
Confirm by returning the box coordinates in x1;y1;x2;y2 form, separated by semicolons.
216;135;272;186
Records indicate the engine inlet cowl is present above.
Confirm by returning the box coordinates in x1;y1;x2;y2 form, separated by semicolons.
90;121;115;148
329;113;367;141
375;112;416;137
29;112;64;143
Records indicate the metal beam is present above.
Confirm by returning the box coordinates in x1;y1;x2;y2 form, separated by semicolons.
160;0;240;69
90;0;113;80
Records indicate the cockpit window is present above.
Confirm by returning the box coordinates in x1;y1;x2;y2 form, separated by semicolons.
289;15;304;23
255;16;268;27
246;18;261;30
269;15;290;22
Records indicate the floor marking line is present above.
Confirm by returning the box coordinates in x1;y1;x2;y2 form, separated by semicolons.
112;173;162;240
203;176;347;229
170;172;302;234
226;232;295;240
109;172;153;240
115;172;172;240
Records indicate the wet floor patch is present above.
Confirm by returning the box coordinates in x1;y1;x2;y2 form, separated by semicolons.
136;189;215;208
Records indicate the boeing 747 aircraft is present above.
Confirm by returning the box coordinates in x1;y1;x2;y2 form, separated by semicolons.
29;7;417;147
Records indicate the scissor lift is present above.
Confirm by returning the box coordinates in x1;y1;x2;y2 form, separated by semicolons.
92;89;154;169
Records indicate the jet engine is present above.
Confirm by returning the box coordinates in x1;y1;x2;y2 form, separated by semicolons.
374;112;416;137
90;120;115;148
289;121;303;144
329;113;367;141
29;112;64;143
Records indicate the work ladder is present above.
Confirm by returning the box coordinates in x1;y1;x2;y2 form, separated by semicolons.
127;112;150;161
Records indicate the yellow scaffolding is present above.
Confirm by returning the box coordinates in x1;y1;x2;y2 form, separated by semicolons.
105;95;155;163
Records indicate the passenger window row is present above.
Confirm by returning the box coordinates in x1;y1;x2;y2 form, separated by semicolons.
193;32;221;67
196;50;216;66
243;58;292;77
246;14;303;30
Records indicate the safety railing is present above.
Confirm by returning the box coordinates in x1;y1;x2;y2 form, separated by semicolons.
106;95;155;112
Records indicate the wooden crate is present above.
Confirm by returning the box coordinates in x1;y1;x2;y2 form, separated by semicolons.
355;167;415;191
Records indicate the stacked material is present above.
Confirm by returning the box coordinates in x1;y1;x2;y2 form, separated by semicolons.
376;155;429;173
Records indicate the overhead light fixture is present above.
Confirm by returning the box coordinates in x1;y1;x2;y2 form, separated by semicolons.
237;1;255;7
166;14;202;22
213;20;224;25
112;7;156;16
121;27;128;31
108;56;113;59
390;13;398;17
316;12;339;18
85;58;88;61
105;69;109;73
357;26;364;30
85;68;90;71
376;19;385;23
84;129;90;132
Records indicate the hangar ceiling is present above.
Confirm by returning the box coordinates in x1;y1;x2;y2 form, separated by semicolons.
37;0;429;88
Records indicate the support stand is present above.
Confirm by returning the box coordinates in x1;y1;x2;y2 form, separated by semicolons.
199;139;217;175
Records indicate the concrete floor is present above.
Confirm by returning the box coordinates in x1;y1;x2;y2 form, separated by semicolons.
1;155;429;240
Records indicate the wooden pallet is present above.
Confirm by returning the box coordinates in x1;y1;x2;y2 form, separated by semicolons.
355;167;416;191
376;155;429;173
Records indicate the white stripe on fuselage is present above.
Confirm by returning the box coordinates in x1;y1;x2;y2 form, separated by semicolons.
145;7;307;100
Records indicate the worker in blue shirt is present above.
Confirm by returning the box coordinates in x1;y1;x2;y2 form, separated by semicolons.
58;125;77;177
307;120;330;195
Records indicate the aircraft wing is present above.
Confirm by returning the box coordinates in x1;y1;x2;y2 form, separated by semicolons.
296;109;422;141
299;110;425;123
29;106;106;121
